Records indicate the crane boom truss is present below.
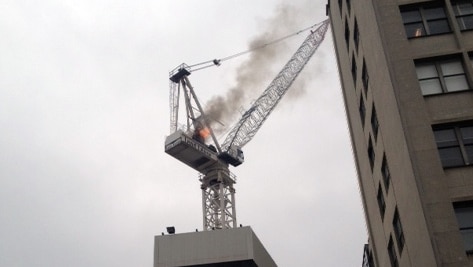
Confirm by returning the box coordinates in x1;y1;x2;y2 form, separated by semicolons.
221;19;330;151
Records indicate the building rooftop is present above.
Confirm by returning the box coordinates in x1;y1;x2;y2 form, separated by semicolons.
154;226;277;267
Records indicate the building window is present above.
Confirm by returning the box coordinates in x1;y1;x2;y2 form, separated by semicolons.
371;105;379;140
368;251;375;267
400;4;451;38
453;201;473;255
362;244;375;267
377;185;386;220
352;55;357;83
368;137;375;169
354;19;360;52
433;123;473;168
415;57;470;96
393;208;405;254
453;1;473;31
359;96;366;127
388;236;399;267
338;0;343;16
381;155;391;192
346;0;351;13
362;59;369;93
345;19;350;50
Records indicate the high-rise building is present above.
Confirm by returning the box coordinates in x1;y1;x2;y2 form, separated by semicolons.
327;0;473;266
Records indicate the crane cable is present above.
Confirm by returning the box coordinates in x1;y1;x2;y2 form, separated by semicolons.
187;20;326;72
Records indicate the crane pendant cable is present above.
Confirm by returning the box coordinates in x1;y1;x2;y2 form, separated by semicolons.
187;20;328;72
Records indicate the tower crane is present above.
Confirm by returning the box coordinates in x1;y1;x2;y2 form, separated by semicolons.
165;19;329;231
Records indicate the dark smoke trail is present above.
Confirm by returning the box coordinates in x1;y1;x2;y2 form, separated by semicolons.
204;2;318;134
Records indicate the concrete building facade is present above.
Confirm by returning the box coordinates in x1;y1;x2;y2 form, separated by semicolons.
154;226;277;267
327;0;473;266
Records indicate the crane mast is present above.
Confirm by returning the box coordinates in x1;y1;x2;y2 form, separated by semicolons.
165;19;329;231
167;66;236;230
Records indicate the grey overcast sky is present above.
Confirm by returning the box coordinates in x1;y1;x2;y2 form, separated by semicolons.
0;0;366;266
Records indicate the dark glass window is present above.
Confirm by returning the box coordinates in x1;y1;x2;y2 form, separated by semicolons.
415;57;470;96
435;128;464;167
462;126;473;161
359;96;366;127
388;236;399;267
377;185;385;220
381;155;391;192
368;138;375;169
453;1;473;30
362;59;369;93
393;208;405;254
352;55;357;83
346;0;351;13
454;201;473;255
345;19;350;50
371;105;379;140
362;244;375;267
338;0;343;15
434;123;473;168
400;4;451;38
354;19;360;52
368;252;375;267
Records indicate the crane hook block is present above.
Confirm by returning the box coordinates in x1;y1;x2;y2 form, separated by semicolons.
170;68;191;83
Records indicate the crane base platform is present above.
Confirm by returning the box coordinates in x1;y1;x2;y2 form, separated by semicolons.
154;226;277;267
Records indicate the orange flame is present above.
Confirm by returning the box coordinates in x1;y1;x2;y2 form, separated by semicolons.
199;127;211;139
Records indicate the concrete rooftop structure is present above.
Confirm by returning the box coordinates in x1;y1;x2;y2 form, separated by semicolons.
154;226;277;267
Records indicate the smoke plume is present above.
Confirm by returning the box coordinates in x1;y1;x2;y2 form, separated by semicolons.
204;2;318;134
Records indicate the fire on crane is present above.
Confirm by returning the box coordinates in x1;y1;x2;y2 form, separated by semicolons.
165;19;330;231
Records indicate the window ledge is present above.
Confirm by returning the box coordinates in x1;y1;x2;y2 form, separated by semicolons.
423;89;472;97
407;31;453;40
443;164;472;170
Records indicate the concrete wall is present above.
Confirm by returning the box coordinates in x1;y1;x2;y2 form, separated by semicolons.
154;226;277;267
328;0;473;266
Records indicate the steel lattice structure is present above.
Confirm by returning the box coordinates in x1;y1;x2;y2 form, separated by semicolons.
165;19;330;231
200;169;237;230
221;19;329;151
169;72;180;133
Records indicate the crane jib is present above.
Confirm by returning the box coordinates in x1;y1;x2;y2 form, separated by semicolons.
221;19;330;152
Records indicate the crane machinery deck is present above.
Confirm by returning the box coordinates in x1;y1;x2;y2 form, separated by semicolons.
165;19;329;231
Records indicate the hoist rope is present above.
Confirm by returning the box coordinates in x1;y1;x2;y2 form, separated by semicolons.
187;20;326;72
